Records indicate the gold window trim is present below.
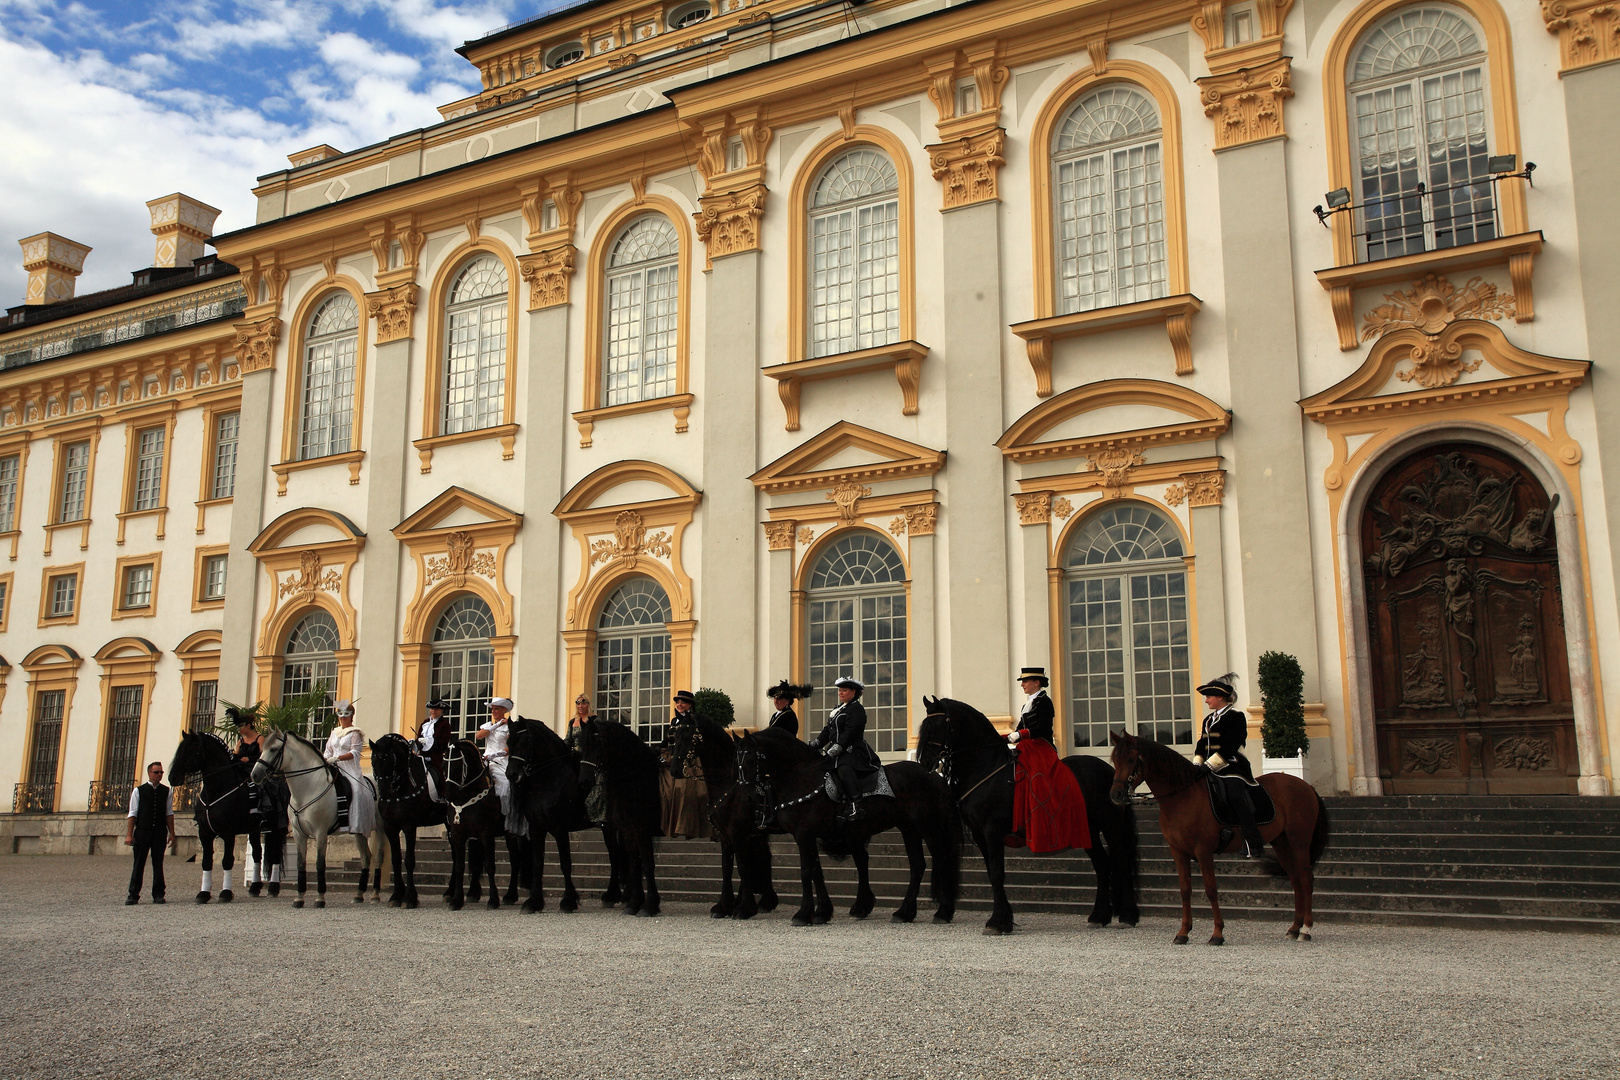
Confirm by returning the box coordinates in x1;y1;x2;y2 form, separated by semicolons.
191;544;230;612
20;644;84;812
0;432;31;561
247;506;365;707
43;419;101;557
277;277;371;496
37;562;85;628
91;636;162;793
176;629;223;733
115;400;178;546
195;393;242;533
109;552;162;621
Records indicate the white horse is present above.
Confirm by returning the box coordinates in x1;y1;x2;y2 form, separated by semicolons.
251;730;383;908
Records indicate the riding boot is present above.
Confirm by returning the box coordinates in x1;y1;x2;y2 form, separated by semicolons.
1233;786;1264;858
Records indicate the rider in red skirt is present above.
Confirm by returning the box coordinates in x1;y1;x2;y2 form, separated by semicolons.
1006;667;1089;854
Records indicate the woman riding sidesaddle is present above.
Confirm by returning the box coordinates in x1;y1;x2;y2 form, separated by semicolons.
1005;666;1088;853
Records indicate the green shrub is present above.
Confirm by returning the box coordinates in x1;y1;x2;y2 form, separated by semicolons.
694;687;736;728
1257;652;1308;758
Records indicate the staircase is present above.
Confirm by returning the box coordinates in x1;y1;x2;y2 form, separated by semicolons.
342;795;1620;933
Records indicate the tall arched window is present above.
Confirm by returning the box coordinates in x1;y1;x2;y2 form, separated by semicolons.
808;149;900;358
442;256;509;435
298;293;359;460
1349;6;1494;260
1064;504;1191;749
281;609;339;742
430;595;496;740
595;577;672;743
1052;86;1167;314
603;216;679;407
806;531;908;753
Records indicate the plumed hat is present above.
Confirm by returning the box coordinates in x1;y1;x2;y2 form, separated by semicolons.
766;680;813;702
223;700;262;729
426;698;450;712
1195;674;1238;702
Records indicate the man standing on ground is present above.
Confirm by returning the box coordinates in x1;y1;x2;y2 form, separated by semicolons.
125;761;175;905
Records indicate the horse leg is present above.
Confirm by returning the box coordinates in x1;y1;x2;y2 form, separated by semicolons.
486;829;502;910
640;833;661;917
404;828;420;909
791;835;819;926
448;828;466;911
712;841;736;919
503;834;521;906
1084;840;1113;926
352;835;369;904
557;828;580;913
523;827;546;913
314;834;327;909
891;827;924;924
733;836;763;920
811;846;833;925
292;831;307;908
849;842;875;920
756;835;779;913
247;829;263;897
1272;834;1304;939
386;826;404;907
600;828;623;907
1286;817;1316;942
219;834;236;903
1198;850;1225;946
978;826;1014;936
196;831;215;904
1171;847;1193;944
268;829;283;897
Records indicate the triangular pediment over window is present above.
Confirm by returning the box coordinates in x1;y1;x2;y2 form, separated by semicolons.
750;421;946;495
394;486;523;538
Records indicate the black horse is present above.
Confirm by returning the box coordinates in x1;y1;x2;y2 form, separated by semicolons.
573;719;662;917
169;731;287;903
738;727;961;926
668;714;778;919
506;716;626;913
442;739;507;911
917;696;1140;935
369;733;446;909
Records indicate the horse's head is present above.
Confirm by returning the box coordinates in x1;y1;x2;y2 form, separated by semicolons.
735;731;761;786
251;730;288;784
668;714;701;763
169;730;203;783
443;739;486;796
916;696;949;773
368;733;409;773
574;719;603;785
1108;729;1145;805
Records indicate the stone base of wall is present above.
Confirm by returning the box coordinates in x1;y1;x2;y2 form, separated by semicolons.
1;813;439;861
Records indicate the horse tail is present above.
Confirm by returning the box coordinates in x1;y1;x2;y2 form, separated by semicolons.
1308;790;1331;866
929;781;962;908
1108;787;1141;918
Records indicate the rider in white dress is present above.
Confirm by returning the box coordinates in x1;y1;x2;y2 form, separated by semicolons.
322;700;376;835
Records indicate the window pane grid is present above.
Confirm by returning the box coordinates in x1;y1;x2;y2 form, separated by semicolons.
442;257;510;435
809;149;901;358
603;217;679;408
103;686;144;788
595;578;673;743
0;580;7;625
211;413;238;499
49;574;76;617
29;690;65;786
122;564;153;609
432;596;497;740
806;532;909;753
59;441;89;523
282;611;340;742
0;454;18;533
203;554;228;600
189;680;218;733
133;428;164;511
299;295;358;461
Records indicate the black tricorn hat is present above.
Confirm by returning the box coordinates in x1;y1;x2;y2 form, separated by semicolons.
1017;666;1049;687
766;680;813;701
426;698;450;712
1196;675;1237;701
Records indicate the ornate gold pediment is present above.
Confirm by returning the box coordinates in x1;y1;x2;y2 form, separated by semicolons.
749;421;946;495
997;378;1230;465
394;486;522;651
248;506;366;656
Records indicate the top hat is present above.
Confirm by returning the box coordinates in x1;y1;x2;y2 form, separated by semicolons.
1016;666;1050;688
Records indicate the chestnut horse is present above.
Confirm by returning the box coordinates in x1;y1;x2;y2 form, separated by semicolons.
1108;731;1329;944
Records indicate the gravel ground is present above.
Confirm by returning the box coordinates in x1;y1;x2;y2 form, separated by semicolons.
1;855;1615;1080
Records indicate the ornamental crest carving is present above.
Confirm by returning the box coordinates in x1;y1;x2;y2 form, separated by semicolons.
1540;0;1620;74
234;318;282;374
928;129;1005;210
693;185;767;265
1365;452;1556;577
1493;735;1553;771
425;530;497;587
365;283;418;344
278;549;341;599
518;246;577;311
763;521;795;551
1362;275;1517;389
1086;448;1146;495
826;481;872;523
1052;497;1074;520
1196;57;1293;150
1164;472;1225;508
1401;737;1457;775
1014;492;1051;525
591;510;673;566
903;504;937;536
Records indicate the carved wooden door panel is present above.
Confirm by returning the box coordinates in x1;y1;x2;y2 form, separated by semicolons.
1363;444;1577;794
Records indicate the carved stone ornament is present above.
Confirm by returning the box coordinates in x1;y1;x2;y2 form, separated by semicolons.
1052;496;1074;520
365;283;418;344
425;530;498;587
590;510;673;567
1540;0;1620;73
796;525;816;547
234;318;282;374
826;480;873;523
278;549;342;599
1196;56;1293;150
764;521;795;551
903;504;937;536
1086;448;1147;495
1401;737;1457;775
1361;274;1517;388
1494;735;1553;771
1015;491;1052;526
927;129;1006;210
518;245;577;311
693;184;767;266
888;515;907;537
1164;471;1225;508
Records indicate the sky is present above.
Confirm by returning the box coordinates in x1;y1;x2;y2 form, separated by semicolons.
0;0;579;303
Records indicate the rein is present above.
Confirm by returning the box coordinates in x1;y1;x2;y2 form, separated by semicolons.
922;710;1015;803
257;735;335;817
443;746;492;826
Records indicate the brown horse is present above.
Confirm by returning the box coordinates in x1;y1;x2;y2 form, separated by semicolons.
1108;731;1330;944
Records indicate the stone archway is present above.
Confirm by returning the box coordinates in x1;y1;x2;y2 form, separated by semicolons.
1362;441;1576;793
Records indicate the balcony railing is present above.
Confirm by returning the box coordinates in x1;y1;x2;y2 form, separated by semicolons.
1315;164;1535;266
86;780;131;813
12;783;56;814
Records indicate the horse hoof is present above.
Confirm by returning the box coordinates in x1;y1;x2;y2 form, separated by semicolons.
734;908;757;921
1087;915;1109;926
314;899;325;909
352;895;365;905
195;893;210;904
267;884;281;897
488;899;500;910
759;895;780;913
292;899;304;909
932;912;954;924
389;899;403;909
1209;936;1225;946
1285;928;1300;940
1172;935;1188;945
890;910;915;924
981;925;1012;936
791;913;813;927
219;891;233;903
371;894;383;904
405;899;419;910
450;900;464;912
248;883;262;897
561;899;578;914
710;907;729;919
1301;930;1312;941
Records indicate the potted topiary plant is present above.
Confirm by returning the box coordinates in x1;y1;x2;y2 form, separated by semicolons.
1257;651;1308;779
693;686;736;728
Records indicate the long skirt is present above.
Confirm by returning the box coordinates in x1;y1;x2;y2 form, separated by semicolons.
1009;738;1090;854
660;771;710;840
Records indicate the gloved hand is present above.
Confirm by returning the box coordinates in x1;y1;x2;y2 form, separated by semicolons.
1007;731;1022;745
1207;752;1228;771
1192;754;1205;766
827;743;842;757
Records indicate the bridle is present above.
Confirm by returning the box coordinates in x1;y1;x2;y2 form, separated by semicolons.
254;732;335;816
921;710;1014;802
374;738;430;808
443;743;492;826
177;734;249;833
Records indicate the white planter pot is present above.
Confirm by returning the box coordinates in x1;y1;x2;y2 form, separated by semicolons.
1260;755;1306;780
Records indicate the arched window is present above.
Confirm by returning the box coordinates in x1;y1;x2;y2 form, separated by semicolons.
1064;504;1191;749
1349;5;1494;260
595;577;673;743
603;216;679;407
808;148;900;358
1051;86;1167;314
298;293;359;460
430;595;496;740
281;610;340;742
442;256;509;435
806;531;908;753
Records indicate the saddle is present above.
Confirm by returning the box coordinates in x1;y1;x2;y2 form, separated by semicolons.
331;771;353;835
1204;770;1276;829
822;763;893;804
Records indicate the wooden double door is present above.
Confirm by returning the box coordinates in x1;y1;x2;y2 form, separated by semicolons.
1363;443;1578;794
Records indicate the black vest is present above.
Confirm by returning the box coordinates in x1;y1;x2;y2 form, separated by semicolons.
133;782;169;835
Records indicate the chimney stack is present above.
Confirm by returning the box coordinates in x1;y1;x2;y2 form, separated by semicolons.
147;193;221;269
19;232;92;304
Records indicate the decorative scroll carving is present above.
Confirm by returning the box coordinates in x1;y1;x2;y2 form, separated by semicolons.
234;318;282;374
277;549;341;599
1015;491;1052;525
826;481;872;523
1192;1;1226;53
1086;448;1146;495
1363;273;1516;341
1196;57;1293;150
590;510;672;566
1494;735;1553;771
927;129;1006;209
1163;471;1226;508
904;504;937;536
1401;737;1457;774
425;531;497;587
1052;496;1074;520
365;283;418;344
518;245;577;310
693;184;767;267
764;521;795;551
1540;0;1620;73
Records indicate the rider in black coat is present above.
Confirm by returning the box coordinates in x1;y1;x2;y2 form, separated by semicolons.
1009;667;1055;745
765;679;812;738
1195;676;1264;858
808;677;881;819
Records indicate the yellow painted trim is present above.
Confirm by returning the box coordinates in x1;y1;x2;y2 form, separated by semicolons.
37;562;85;627
43;420;101;557
192;543;229;612
280;277;371;484
21;644;84;811
0;570;12;633
998;377;1230;461
175;628;223;732
420;240;523;446
91;635;162;786
0;432;32;561
109;552;162;620
194;395;241;531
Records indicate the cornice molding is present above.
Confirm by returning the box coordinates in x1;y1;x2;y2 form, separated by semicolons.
1541;0;1620;74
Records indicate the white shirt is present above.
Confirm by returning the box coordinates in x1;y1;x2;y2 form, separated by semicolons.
126;784;173;818
324;724;365;785
1021;690;1046;716
417;716;441;754
479;720;509;763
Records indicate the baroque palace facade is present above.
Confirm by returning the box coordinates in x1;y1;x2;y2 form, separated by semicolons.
4;0;1620;827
